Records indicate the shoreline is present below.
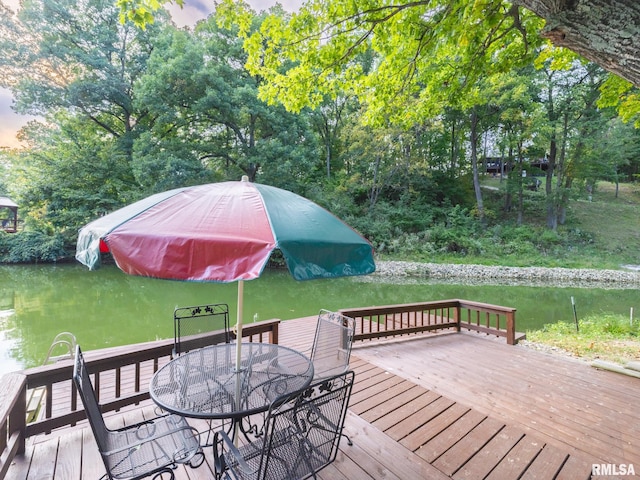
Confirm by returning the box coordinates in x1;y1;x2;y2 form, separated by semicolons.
371;260;640;288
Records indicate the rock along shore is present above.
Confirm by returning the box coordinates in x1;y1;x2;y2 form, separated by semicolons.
371;260;640;288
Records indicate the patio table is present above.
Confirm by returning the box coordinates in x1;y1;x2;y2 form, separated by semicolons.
149;343;314;424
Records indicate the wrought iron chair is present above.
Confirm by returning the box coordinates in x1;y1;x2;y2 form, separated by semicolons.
214;370;355;480
173;303;232;445
72;345;203;480
309;310;356;381
173;303;231;357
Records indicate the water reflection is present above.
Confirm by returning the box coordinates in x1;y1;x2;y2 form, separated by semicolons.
1;263;639;377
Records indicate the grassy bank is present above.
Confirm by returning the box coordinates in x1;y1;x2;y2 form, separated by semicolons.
526;313;640;365
399;180;640;270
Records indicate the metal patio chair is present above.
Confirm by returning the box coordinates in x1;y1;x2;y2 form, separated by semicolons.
173;303;231;357
214;370;355;480
309;310;356;381
173;303;233;445
73;345;203;480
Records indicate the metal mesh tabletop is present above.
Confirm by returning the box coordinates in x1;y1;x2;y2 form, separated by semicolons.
150;343;314;420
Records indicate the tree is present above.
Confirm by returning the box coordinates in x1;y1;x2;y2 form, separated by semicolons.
535;60;607;229
482;67;546;224
0;0;170;163
308;95;354;179
12;114;138;234
135;14;320;187
217;1;545;124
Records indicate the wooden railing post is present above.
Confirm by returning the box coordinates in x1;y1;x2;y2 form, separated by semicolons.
506;311;516;345
0;373;27;480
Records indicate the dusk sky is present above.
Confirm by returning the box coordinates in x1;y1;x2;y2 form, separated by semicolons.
0;0;301;149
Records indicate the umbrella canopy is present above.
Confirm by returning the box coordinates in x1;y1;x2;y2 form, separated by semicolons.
76;179;375;282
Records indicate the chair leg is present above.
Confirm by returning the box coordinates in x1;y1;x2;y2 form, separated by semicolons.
189;450;205;469
341;432;353;446
212;431;227;480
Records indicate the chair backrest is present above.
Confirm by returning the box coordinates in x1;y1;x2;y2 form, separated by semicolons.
173;303;230;356
72;345;109;453
259;370;355;480
310;310;356;380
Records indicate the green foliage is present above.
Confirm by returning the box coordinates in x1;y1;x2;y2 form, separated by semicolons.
217;1;545;126
598;75;640;127
0;231;66;263
134;16;320;185
533;314;640;340
527;313;640;364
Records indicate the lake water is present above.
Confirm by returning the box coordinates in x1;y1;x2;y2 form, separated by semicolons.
2;263;639;377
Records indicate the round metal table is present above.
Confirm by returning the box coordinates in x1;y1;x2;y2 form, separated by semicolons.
150;343;314;421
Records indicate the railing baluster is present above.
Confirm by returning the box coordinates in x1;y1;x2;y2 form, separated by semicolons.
135;363;141;393
115;367;121;399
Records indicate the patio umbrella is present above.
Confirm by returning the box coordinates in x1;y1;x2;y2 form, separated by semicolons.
76;177;375;369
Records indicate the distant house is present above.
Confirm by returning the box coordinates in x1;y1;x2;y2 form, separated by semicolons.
0;197;18;233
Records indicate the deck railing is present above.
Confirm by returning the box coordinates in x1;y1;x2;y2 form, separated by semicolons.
0;319;280;479
340;299;521;346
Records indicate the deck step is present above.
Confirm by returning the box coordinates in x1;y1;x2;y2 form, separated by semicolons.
591;359;640;378
625;360;640;372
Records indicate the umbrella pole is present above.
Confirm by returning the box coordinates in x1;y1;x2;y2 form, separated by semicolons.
234;280;244;446
236;280;244;370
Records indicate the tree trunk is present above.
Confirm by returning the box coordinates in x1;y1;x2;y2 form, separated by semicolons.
369;155;382;210
325;143;331;179
504;147;514;212
470;110;485;224
544;73;558;231
556;112;571;225
515;0;640;88
559;176;573;224
545;133;558;230
517;143;525;226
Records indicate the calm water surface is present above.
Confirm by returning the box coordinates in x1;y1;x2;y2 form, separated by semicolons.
1;264;639;377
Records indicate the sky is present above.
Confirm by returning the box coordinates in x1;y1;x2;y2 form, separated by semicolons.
0;0;301;149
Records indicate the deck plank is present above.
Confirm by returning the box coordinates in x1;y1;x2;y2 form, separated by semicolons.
385;395;454;441
432;417;505;476
349;380;419;417
484;435;545;480
25;435;56;480
341;412;450;480
416;409;487;463
518;445;568;480
555;453;593;480
451;425;524;480
369;389;441;432
400;402;470;452
55;431;82;480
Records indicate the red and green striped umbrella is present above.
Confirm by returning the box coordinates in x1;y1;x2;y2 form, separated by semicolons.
76;178;375;282
76;177;375;362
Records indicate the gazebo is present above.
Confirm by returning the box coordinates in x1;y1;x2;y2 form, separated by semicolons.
0;196;18;233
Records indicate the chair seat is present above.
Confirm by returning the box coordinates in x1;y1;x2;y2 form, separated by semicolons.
104;415;201;479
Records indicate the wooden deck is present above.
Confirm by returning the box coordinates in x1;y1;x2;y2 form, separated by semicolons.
6;315;640;479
